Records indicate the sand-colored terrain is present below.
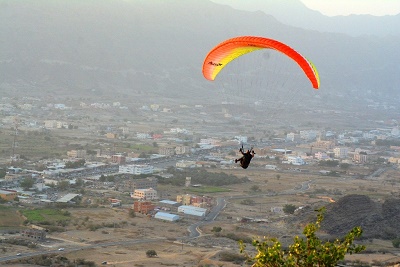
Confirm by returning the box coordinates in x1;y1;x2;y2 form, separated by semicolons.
2;165;400;266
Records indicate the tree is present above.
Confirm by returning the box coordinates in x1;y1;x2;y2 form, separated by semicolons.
212;226;222;233
99;175;107;182
339;163;350;170
35;163;47;172
240;208;365;267
138;152;148;158
106;176;115;182
283;204;296;214
0;168;6;178
75;178;84;187
57;180;70;191
240;199;255;206
392;238;400;248
250;185;261;192
129;209;136;218
20;178;34;190
146;249;157;257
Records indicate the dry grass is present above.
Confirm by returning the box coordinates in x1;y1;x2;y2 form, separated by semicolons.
2;165;399;266
0;206;24;230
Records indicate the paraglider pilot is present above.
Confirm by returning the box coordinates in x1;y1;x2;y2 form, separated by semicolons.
235;145;255;169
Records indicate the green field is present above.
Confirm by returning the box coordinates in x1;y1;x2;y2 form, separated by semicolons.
21;208;71;223
184;186;231;194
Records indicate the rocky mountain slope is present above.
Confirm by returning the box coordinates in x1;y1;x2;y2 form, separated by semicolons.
291;194;400;240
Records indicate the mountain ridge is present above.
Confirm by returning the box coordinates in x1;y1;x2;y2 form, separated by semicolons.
0;0;399;107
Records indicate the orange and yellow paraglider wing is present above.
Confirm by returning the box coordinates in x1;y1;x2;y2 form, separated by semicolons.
202;40;262;81
202;36;320;89
307;58;320;88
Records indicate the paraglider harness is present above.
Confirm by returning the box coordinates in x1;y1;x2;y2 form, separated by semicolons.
235;144;256;169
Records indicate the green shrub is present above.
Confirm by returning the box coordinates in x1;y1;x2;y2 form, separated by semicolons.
240;207;365;267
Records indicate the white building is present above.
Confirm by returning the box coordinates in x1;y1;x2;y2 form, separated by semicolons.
265;165;278;170
176;160;196;168
44;120;58;129
235;136;248;144
175;145;190;155
131;188;158;200
136;133;151;139
119;164;153;175
284;156;305;165
170;128;189;134
363;132;375;139
177;205;207;217
300;130;318;140
154;212;179;222
199;138;219;145
391;127;400;137
333;147;348;158
315;152;330;160
150;104;159;111
286;133;301;142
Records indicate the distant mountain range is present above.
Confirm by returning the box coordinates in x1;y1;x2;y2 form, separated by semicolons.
0;0;399;108
211;0;400;37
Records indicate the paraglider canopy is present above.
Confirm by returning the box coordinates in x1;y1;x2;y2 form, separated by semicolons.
202;36;320;89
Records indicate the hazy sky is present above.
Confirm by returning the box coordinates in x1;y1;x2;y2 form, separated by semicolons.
211;0;400;16
301;0;400;16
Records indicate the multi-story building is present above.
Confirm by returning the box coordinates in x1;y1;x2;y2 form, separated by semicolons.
176;160;196;168
133;201;155;214
159;146;175;156
44;120;58;129
333;147;349;158
176;194;211;206
119;164;153;175
388;157;400;164
284;156;305;165
67;150;87;158
354;152;368;163
111;154;126;164
0;189;18;201
312;140;335;150
191;196;212;207
131;177;158;190
150;104;159;111
136;133;151;139
315;152;330;160
176;194;192;205
286;133;301;142
106;133;117;139
21;229;46;240
56;121;68;129
299;130;318;140
175;145;190;155
131;188;158;200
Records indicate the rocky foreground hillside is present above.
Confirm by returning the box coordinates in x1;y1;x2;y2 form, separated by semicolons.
291;194;400;240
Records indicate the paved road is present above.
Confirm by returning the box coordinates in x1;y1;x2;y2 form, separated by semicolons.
0;238;164;263
187;197;226;238
0;167;313;262
185;179;312;238
365;166;393;180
